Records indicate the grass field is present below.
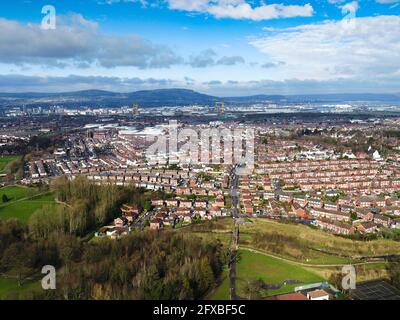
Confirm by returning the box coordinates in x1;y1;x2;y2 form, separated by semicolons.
0;155;21;173
209;249;325;299
306;261;390;283
0;277;40;300
208;269;230;300
0;186;58;223
0;186;38;202
206;218;395;299
178;218;234;246
236;249;324;297
239;218;400;263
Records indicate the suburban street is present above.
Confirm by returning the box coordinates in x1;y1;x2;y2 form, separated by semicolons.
229;166;240;300
230;166;240;218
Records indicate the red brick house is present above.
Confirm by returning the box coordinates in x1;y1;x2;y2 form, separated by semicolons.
356;221;378;234
150;218;163;230
315;218;355;235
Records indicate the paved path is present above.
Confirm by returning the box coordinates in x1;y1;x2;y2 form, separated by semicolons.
229;222;240;300
240;247;395;268
229;166;241;300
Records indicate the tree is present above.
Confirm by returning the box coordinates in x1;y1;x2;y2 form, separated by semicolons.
242;279;264;300
179;278;194;300
29;205;70;239
2;194;9;203
387;262;400;290
328;272;344;291
5;157;24;180
143;200;152;212
69;199;92;236
56;235;81;275
0;243;34;286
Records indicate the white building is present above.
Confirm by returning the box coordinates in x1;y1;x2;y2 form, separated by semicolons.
373;150;383;161
307;289;330;300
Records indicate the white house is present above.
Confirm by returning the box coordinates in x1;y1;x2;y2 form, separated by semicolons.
307;289;330;301
373;150;382;161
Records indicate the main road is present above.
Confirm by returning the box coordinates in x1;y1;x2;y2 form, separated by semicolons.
229;166;240;300
230;166;240;218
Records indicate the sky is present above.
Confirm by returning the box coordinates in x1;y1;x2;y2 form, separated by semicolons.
0;0;399;96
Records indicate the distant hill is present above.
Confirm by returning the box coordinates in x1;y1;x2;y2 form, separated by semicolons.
286;93;400;103
0;89;218;108
0;89;398;108
126;89;219;105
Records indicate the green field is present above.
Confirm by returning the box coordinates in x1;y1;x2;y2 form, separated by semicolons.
0;155;21;173
239;218;400;263
209;249;324;299
0;277;40;300
178;218;234;246
236;249;324;297
0;186;38;202
0;186;58;223
205;218;396;299
208;269;230;300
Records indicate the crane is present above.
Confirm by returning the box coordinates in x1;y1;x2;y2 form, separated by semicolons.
132;103;140;116
215;101;225;115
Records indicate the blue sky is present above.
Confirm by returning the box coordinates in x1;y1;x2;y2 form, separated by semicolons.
0;0;399;95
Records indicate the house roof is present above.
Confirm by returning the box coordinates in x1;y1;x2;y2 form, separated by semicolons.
317;218;353;230
374;214;391;222
359;221;377;229
274;292;307;301
307;289;329;299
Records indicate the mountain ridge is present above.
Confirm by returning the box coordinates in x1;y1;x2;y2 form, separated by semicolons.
0;88;399;108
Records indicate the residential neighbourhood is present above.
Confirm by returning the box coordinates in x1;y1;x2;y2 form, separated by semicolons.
2;0;400;309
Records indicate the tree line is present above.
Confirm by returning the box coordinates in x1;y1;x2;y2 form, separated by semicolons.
0;219;228;300
29;176;142;238
0;177;229;300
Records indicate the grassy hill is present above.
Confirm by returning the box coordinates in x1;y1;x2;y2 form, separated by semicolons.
0;155;21;173
209;249;324;300
240;218;400;262
202;218;399;300
0;186;59;223
0;277;41;300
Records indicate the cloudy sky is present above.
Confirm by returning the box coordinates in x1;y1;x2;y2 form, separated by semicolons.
0;0;399;95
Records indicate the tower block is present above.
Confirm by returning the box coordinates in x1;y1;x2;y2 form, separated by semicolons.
133;103;140;116
216;101;225;115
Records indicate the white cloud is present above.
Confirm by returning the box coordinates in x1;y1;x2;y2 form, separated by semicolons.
250;15;400;81
376;0;400;3
216;55;245;65
188;49;245;67
0;15;249;71
97;0;148;6
166;0;314;21
340;1;359;13
330;0;399;4
0;14;183;69
261;61;286;68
